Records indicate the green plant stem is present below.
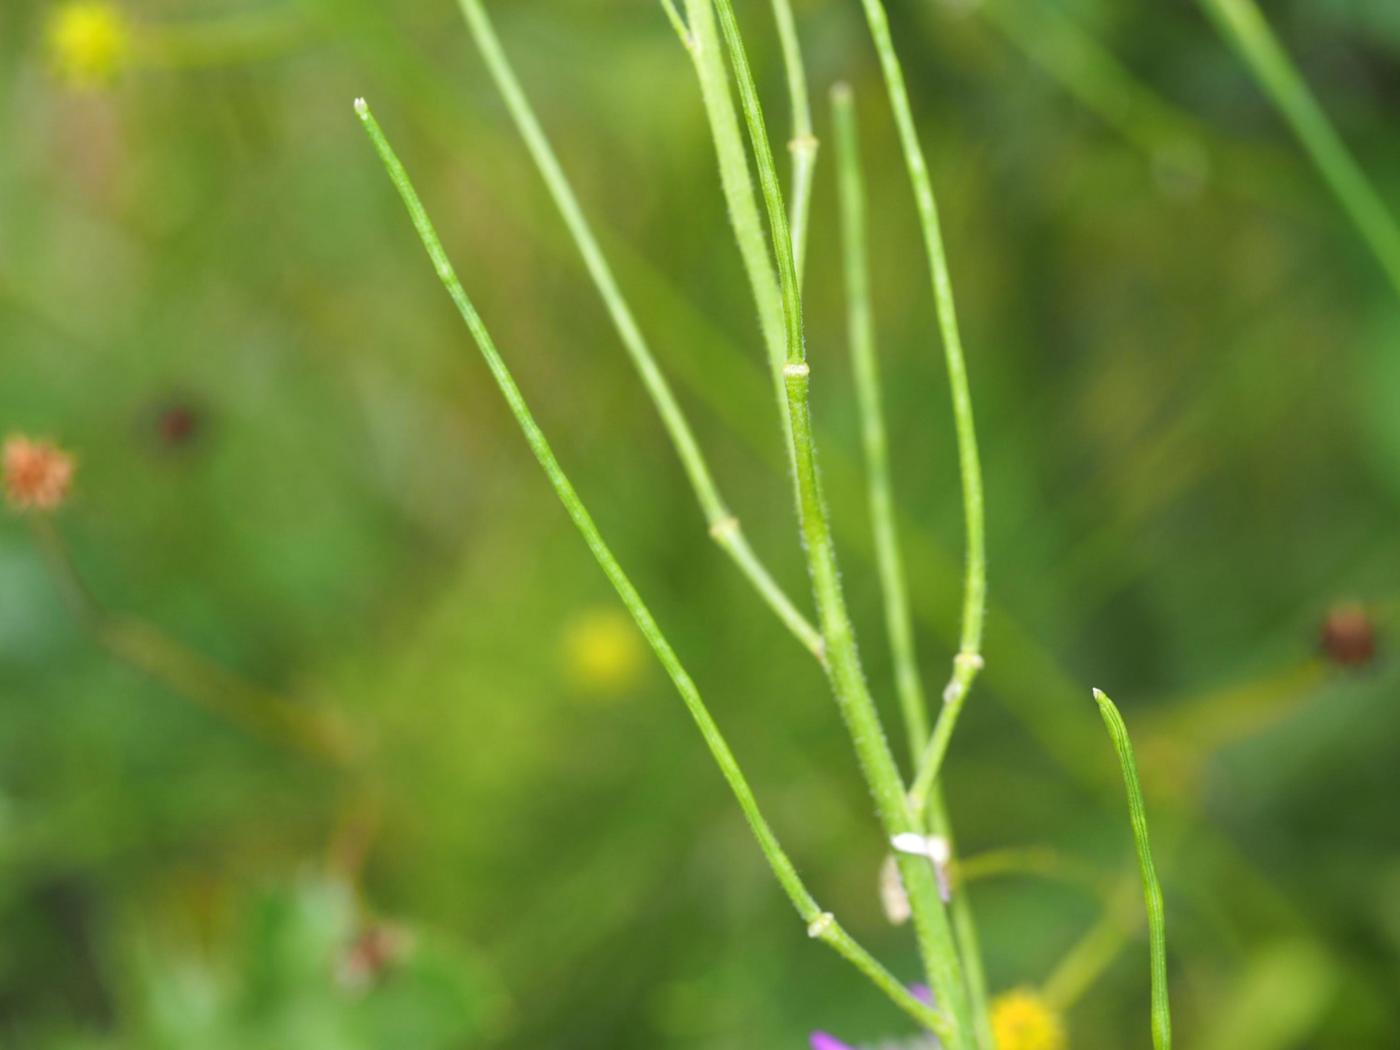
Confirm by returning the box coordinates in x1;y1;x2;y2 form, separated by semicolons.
956;846;1106;894
832;83;926;765
659;0;692;50
1199;0;1400;300
1094;689;1172;1050
678;0;793;461
705;5;974;1042
908;654;977;814
929;793;995;1050
1042;881;1138;1011
27;517;352;765
768;0;817;283
852;0;988;789
354;98;952;1043
832;83;992;1049
457;0;822;662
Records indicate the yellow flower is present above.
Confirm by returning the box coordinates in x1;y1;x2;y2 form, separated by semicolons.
991;989;1067;1050
46;3;130;88
561;606;644;696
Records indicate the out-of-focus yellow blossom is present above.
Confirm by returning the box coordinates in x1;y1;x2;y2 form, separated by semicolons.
991;988;1067;1050
47;3;131;88
561;606;644;697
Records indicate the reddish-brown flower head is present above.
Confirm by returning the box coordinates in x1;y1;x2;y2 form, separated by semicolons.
4;435;75;512
1320;603;1377;668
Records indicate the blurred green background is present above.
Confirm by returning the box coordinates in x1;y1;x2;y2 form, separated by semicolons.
3;0;1400;1046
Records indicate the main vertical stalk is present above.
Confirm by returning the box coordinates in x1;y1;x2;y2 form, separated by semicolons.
833;82;993;1047
704;2;975;1042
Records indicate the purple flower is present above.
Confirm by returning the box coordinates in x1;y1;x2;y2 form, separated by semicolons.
809;985;938;1049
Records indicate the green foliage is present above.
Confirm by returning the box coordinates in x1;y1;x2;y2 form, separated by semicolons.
3;0;1400;1047
41;877;495;1050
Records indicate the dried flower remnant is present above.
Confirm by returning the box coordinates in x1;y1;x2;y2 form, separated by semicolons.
879;853;912;925
336;921;414;993
158;404;201;447
891;832;953;903
145;398;206;452
1319;603;1377;668
46;2;131;89
990;989;1065;1050
4;436;75;512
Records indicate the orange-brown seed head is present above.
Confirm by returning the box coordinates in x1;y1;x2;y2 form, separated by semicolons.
4;435;76;512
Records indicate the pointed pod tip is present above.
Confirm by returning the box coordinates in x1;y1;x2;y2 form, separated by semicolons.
1091;686;1109;703
353;97;369;118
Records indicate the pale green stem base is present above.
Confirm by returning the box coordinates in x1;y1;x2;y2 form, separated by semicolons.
833;81;992;1044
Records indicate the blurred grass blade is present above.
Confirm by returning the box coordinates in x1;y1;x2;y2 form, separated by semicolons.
1198;939;1338;1050
353;98;951;1043
1093;689;1172;1050
832;81;994;1049
454;0;823;661
975;0;1209;174
1200;0;1400;300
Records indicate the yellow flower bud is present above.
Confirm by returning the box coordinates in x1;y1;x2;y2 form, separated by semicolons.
561;606;644;697
47;3;130;89
991;989;1067;1050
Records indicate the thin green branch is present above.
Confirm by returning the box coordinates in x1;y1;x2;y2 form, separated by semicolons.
1042;881;1138;1012
456;0;822;661
677;0;793;463
853;0;988;792
1094;689;1172;1050
956;846;1106;894
658;0;692;51
908;654;978;814
927;796;994;1050
768;0;818;283
704;4;974;1042
354;98;952;1043
1199;0;1400;300
833;82;992;1048
832;82;927;763
28;517;352;765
